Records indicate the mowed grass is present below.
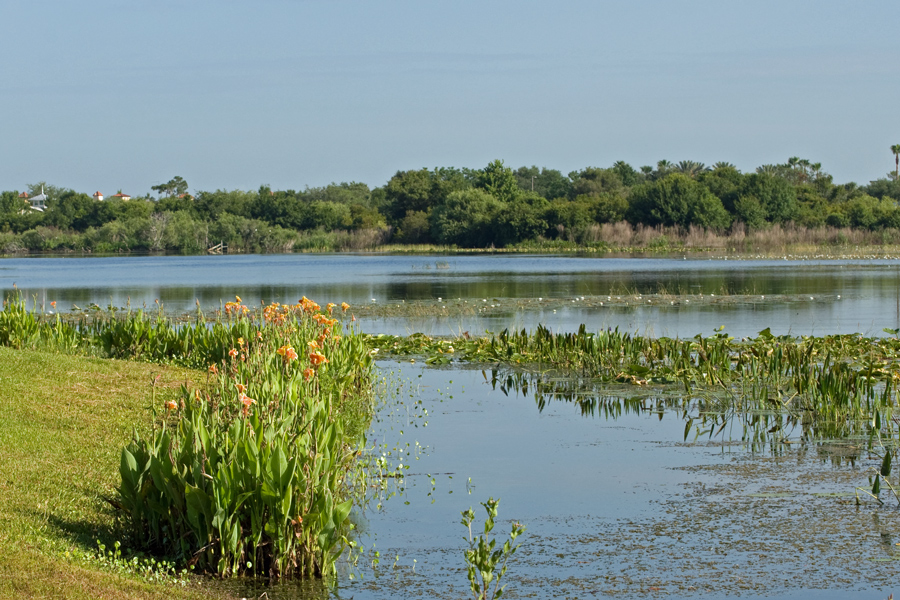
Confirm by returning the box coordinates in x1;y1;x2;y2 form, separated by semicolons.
0;346;231;599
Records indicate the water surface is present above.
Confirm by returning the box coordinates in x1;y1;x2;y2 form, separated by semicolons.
4;253;900;337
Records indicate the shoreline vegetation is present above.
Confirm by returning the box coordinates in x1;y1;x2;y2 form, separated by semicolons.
5;156;900;257
7;222;900;259
3;291;900;596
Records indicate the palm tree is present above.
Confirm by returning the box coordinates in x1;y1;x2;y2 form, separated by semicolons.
674;160;709;178
891;144;900;179
712;161;737;171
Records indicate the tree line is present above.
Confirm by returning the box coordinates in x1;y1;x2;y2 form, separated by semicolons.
3;156;900;253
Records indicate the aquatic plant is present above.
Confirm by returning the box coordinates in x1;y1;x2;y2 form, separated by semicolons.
461;497;525;600
117;299;375;579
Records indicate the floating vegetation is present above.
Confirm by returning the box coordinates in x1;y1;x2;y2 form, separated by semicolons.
365;323;900;502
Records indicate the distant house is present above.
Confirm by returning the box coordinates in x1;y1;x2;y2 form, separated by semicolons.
177;193;195;200
17;192;28;200
28;187;48;211
92;191;104;201
109;192;131;201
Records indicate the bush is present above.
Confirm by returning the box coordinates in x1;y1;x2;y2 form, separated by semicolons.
117;299;375;578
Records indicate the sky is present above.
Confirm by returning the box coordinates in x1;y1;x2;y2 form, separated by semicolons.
2;0;898;196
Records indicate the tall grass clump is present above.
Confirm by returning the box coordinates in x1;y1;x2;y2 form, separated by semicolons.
117;297;375;579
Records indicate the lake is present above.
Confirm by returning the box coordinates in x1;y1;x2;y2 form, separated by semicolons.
4;253;899;598
3;253;900;338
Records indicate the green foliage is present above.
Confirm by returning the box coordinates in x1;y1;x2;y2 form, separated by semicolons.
431;188;504;247
461;498;525;600
733;195;767;230
627;173;731;229
495;193;549;246
570;167;626;199
151;176;189;199
513;166;572;199
395;210;432;244
476;160;520;203
117;300;374;578
5;154;900;252
741;172;799;223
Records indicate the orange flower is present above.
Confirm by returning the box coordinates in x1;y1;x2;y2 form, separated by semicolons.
237;337;245;348
50;301;56;308
235;295;242;303
164;399;177;411
239;393;256;415
228;348;238;359
316;333;327;346
302;367;315;381
208;364;219;374
277;345;298;361
309;350;329;368
236;383;247;393
326;302;336;315
307;340;319;350
341;302;350;312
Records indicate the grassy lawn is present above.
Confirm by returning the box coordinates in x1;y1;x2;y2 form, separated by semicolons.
0;346;231;599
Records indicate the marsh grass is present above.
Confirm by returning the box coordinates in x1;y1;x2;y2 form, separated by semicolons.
0;347;220;599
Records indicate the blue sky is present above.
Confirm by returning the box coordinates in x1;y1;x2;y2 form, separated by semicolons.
2;1;898;196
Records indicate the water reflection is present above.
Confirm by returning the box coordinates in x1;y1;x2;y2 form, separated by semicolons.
483;367;870;462
2;254;900;337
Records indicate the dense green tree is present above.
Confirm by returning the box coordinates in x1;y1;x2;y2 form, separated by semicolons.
545;198;593;239
394;210;432;244
698;165;744;212
306;182;371;206
732;195;767;230
430;188;503;247
495;193;549;246
194;190;254;220
349;204;387;230
740;173;798;223
0;191;25;215
865;178;900;201
570;167;626;199
476;160;519;203
303;201;352;230
611;161;642;187
514;166;572;199
627;173;731;229
383;169;437;223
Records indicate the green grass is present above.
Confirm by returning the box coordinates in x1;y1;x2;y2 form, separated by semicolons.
0;346;228;599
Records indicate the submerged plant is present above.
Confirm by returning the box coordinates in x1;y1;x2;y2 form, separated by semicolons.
461;497;525;600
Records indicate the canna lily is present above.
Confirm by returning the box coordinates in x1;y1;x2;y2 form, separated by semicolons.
277;345;299;361
307;340;319;350
239;393;256;415
236;383;247;393
302;367;315;381
164;399;177;411
309;350;329;368
341;302;350;312
208;364;219;374
228;348;239;359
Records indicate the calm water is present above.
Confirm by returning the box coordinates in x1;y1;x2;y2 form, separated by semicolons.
5;254;899;598
3;253;900;337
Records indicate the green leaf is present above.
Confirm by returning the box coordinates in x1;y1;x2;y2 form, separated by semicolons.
881;451;892;477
